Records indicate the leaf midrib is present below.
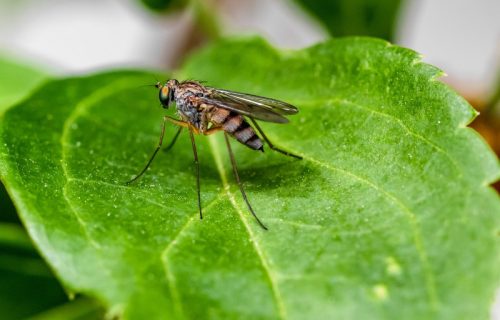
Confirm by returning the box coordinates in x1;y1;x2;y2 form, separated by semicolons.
161;196;223;320
208;135;288;320
60;79;137;250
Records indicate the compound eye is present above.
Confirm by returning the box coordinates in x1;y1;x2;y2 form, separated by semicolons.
159;86;170;107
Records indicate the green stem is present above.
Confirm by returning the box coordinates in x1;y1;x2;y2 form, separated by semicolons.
189;0;222;40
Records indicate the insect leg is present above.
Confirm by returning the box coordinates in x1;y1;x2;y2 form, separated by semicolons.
163;115;194;128
126;117;187;185
202;126;223;135
188;129;203;220
249;118;302;160
224;132;268;230
163;126;183;152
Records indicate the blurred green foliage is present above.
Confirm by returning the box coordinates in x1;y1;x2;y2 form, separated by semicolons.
1;183;18;224
293;0;403;40
139;0;186;12
139;0;404;41
0;239;66;319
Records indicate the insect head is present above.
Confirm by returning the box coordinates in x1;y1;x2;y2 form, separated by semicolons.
156;79;179;109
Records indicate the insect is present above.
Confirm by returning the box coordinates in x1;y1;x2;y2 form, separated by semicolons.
126;79;302;230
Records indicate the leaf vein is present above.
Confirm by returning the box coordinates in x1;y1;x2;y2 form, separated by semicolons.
160;196;223;320
59;79;141;246
302;154;439;308
208;135;288;320
296;97;462;175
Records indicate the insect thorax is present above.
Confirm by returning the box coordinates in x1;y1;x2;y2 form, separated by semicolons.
174;86;209;129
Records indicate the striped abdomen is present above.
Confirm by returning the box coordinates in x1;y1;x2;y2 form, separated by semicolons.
210;108;263;151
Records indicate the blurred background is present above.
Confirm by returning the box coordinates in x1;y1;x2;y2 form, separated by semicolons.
0;0;499;318
0;0;498;97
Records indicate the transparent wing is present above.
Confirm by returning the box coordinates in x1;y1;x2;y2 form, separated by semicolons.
211;88;298;115
197;95;289;123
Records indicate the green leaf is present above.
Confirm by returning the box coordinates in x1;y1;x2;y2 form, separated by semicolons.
0;55;60;319
293;0;403;41
1;38;499;319
0;55;49;223
0;56;103;320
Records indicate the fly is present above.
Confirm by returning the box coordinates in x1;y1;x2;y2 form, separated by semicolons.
126;79;302;230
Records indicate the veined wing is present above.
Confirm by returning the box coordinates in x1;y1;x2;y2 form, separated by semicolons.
210;88;298;115
197;95;289;123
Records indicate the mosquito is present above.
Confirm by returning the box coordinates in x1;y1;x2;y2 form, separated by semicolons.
126;79;302;230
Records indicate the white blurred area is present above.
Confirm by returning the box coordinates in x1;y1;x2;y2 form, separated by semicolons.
397;0;500;99
0;0;327;72
0;0;498;99
0;0;191;72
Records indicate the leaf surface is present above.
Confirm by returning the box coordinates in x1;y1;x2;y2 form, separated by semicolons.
0;55;49;221
1;38;499;319
0;56;62;319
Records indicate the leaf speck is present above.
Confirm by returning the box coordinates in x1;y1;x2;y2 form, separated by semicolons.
372;284;389;301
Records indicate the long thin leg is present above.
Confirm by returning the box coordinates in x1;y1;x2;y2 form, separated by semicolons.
202;126;223;135
163;115;190;127
224;132;268;230
250;118;302;160
189;129;202;219
126;117;184;185
163;126;183;152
